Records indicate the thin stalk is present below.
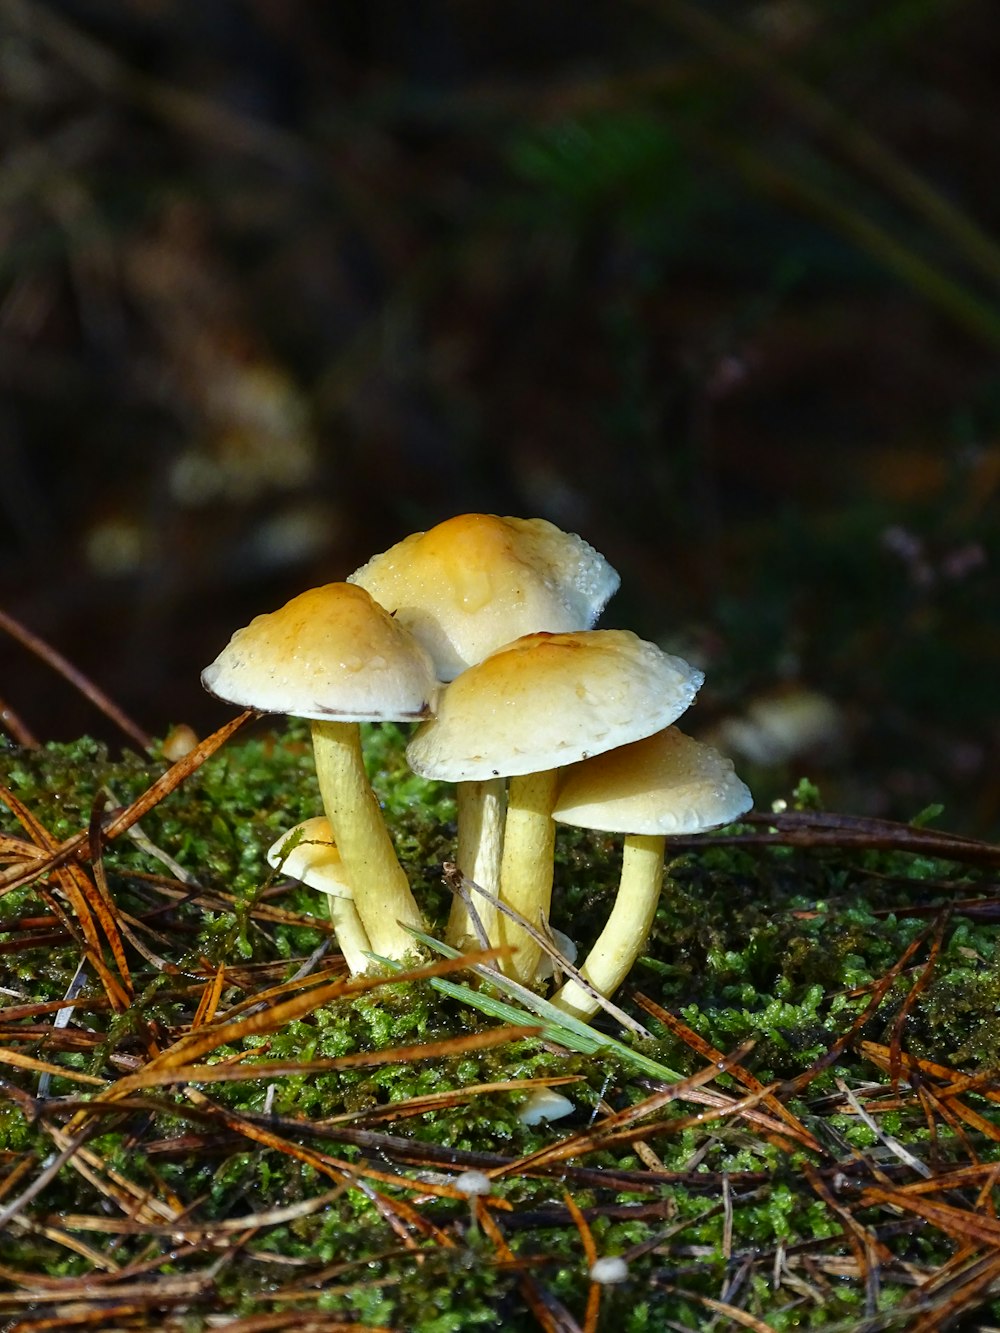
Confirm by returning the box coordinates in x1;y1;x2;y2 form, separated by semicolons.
496;769;559;983
310;718;423;961
552;834;665;1020
327;895;374;976
447;777;506;948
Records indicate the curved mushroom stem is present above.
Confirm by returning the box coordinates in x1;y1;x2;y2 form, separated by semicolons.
310;718;424;960
550;833;665;1019
496;768;559;983
326;894;374;975
447;777;506;949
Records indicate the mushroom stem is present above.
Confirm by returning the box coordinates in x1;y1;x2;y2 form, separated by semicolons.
496;767;559;982
550;833;665;1019
310;718;424;959
326;895;374;975
448;777;506;948
267;817;375;976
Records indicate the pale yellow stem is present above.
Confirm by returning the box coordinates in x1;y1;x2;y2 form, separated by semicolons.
496;768;559;982
326;894;374;976
310;718;423;961
551;834;665;1019
447;778;506;949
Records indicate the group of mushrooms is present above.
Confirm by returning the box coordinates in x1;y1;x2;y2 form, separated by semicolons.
201;513;752;1020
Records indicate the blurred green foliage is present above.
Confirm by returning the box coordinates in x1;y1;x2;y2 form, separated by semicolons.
1;721;998;1326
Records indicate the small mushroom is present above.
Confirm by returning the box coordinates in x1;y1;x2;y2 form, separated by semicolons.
266;817;372;974
550;726;752;1019
350;513;621;948
534;926;578;980
202;582;437;962
589;1256;629;1285
518;1087;575;1126
407;631;704;982
453;1169;492;1198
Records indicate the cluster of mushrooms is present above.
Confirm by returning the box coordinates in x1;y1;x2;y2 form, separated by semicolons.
201;513;752;1019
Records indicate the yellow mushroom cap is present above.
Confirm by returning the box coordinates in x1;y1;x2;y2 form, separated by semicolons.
553;727;753;835
200;582;438;721
406;630;703;781
348;513;620;681
266;817;351;898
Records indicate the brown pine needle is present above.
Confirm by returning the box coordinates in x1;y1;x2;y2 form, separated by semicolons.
0;1048;106;1087
783;922;938;1096
322;1075;581;1127
493;1045;767;1180
634;992;823;1154
92;1023;541;1094
888;908;949;1086
474;1203;576;1333
107;948;516;1096
563;1190;601;1333
191;963;227;1029
859;1041;1000;1106
652;1282;779;1331
0;708;253;897
52;1183;350;1238
860;1184;1000;1249
671;808;1000;868
0;694;38;749
0;606;153;752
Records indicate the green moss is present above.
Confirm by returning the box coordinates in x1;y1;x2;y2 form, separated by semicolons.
1;729;998;1328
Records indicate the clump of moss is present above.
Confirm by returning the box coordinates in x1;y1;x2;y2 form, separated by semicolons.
1;727;998;1330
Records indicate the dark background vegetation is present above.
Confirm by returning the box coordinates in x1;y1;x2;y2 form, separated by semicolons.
1;0;998;831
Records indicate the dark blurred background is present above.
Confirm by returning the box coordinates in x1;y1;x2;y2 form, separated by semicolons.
1;0;998;831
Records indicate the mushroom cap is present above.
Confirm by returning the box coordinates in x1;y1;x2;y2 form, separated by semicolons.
453;1169;493;1198
348;513;620;681
201;582;438;721
266;817;352;898
406;630;703;781
553;726;753;835
518;1087;575;1126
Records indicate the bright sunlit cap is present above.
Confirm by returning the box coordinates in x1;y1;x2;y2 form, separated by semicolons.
201;582;438;721
553;726;753;835
406;630;703;781
349;513;620;681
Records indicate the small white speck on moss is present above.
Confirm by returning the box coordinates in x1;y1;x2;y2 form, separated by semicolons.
589;1255;628;1285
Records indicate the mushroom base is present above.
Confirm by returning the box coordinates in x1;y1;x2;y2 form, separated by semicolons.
550;833;664;1019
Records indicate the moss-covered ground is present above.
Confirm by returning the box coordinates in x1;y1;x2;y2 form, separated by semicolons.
0;720;998;1331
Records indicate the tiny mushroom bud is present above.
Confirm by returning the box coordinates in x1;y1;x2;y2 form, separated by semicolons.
161;723;199;761
453;1169;492;1198
518;1087;575;1126
534;926;578;981
202;582;437;963
266;817;372;975
350;513;621;950
589;1255;629;1285
407;631;703;983
550;726;752;1019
